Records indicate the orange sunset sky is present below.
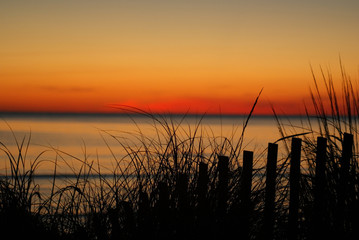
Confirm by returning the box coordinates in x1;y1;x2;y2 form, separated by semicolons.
1;0;359;115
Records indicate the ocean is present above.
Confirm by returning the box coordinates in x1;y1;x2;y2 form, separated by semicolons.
0;113;311;195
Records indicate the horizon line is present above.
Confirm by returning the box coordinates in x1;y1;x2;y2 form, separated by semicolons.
0;111;316;118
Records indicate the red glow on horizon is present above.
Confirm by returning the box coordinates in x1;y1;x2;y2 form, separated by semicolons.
0;93;318;116
109;97;310;116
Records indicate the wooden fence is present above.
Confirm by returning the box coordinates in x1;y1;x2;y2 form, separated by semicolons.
110;133;358;240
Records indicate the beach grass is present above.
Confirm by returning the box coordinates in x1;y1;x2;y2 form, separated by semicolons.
1;65;359;239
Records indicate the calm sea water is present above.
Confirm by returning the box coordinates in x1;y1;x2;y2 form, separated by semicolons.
0;113;312;172
0;113;311;194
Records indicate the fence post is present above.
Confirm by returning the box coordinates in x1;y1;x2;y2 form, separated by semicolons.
240;150;254;240
289;138;301;240
198;162;209;213
263;143;278;240
312;137;327;238
336;132;353;236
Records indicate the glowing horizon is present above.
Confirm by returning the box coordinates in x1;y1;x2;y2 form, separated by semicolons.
1;1;358;115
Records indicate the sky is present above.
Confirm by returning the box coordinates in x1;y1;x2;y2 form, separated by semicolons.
1;0;359;115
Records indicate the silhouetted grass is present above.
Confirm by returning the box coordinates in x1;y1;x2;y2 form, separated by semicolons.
0;130;58;239
272;63;359;239
1;66;359;240
1;95;264;239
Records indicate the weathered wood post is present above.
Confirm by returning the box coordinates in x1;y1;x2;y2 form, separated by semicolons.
263;143;278;240
240;150;254;240
312;137;327;238
289;138;301;240
197;162;209;214
336;132;353;236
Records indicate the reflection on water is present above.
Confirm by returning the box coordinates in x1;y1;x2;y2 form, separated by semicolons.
0;113;314;195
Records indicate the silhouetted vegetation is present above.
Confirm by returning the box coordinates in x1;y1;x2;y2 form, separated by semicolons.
1;66;358;239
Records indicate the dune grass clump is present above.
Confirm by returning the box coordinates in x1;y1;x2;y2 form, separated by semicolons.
273;64;359;239
0;133;58;239
0;94;265;239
